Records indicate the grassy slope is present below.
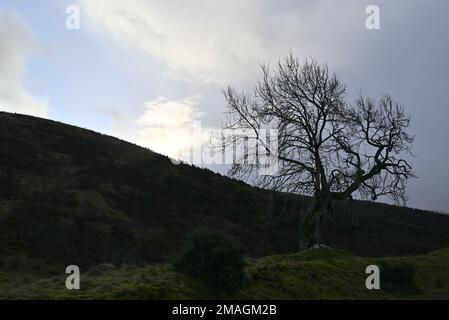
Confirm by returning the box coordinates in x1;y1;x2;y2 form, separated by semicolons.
1;112;449;299
1;248;448;300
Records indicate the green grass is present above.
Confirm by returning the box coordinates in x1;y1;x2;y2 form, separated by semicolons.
1;248;449;299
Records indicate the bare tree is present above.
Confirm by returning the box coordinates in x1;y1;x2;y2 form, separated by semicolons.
221;55;415;248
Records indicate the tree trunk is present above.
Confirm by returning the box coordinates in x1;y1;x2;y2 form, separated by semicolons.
299;193;332;249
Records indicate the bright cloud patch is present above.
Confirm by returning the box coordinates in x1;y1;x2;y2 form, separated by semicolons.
136;96;203;160
0;10;48;117
80;0;305;85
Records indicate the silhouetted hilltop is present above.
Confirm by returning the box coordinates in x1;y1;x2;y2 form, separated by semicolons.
1;111;449;267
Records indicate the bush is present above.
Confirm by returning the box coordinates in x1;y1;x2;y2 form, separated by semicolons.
175;228;245;292
380;261;417;291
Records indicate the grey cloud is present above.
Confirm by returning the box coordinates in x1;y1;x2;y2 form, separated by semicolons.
82;0;449;211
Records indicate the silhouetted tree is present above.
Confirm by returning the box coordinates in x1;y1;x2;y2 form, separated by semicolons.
221;55;415;248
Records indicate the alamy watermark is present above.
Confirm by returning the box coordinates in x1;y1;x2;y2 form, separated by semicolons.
65;265;80;290
365;265;380;290
65;5;80;30
365;5;380;30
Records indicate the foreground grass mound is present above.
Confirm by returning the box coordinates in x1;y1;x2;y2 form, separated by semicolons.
1;248;449;299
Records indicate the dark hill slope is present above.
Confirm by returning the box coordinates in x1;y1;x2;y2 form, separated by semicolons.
0;112;449;266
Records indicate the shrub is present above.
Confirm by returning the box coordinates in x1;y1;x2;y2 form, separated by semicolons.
175;228;245;292
380;261;417;291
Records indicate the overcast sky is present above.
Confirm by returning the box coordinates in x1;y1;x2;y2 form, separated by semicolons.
0;0;448;212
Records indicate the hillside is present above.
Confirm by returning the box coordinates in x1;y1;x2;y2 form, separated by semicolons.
1;111;449;269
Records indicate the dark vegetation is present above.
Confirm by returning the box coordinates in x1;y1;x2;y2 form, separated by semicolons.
380;260;417;291
175;228;245;292
1;112;449;268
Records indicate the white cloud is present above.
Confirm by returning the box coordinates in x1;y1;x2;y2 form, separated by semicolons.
78;0;372;167
136;96;204;160
80;0;305;86
0;9;48;117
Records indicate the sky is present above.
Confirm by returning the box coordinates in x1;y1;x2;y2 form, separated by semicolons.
0;0;448;212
